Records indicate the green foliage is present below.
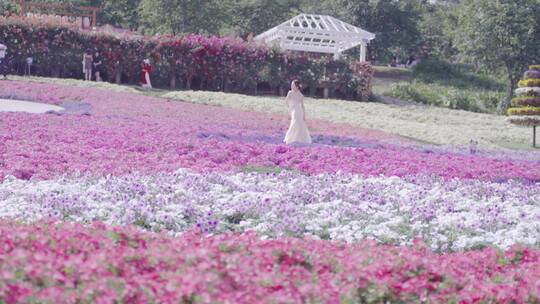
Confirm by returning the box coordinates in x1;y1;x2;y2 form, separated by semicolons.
413;59;505;91
100;0;142;30
228;0;301;36
388;82;433;105
0;0;19;16
0;0;141;30
417;3;458;59
137;0;231;35
21;0;103;6
345;0;424;62
387;79;503;113
299;0;349;18
451;0;540;111
384;59;505;113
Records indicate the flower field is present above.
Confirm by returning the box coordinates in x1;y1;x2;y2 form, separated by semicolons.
1;221;539;303
11;75;540;151
161;90;537;150
1;80;540;302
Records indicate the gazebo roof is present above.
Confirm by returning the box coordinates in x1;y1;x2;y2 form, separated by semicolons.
254;14;375;55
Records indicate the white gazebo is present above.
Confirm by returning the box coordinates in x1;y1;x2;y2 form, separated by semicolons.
254;14;375;61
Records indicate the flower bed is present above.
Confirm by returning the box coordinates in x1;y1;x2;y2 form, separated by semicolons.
2;80;540;302
508;115;540;127
0;221;539;303
511;96;540;107
162;89;540;150
518;78;540;88
1;81;539;181
508;65;540;128
1;170;539;251
9;76;539;150
507;106;540;116
525;70;540;79
515;87;540;97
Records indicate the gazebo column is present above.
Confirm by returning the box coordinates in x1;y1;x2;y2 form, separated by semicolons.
360;43;367;62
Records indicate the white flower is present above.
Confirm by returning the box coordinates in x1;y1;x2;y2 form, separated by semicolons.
515;87;540;97
1;170;539;251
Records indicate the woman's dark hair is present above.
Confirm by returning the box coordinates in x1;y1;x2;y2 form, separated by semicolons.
85;48;92;54
292;79;302;91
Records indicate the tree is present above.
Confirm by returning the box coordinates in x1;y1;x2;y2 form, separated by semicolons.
138;0;230;35
452;0;540;112
0;1;19;16
100;0;141;30
1;0;141;29
299;0;350;20
417;1;458;59
228;0;301;37
23;0;103;7
344;0;424;62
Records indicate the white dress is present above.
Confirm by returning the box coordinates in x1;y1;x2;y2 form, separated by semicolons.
284;91;312;144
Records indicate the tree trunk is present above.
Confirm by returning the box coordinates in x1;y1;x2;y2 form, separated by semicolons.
499;78;518;114
186;75;192;90
498;63;519;114
170;72;176;90
309;86;316;97
115;64;122;84
221;77;227;92
51;67;60;78
169;62;177;89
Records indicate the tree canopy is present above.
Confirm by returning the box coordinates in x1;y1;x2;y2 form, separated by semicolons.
452;0;540;110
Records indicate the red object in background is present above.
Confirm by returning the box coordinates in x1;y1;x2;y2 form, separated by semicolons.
140;62;152;85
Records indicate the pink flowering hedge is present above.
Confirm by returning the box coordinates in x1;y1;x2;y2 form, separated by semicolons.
1;220;539;303
0;17;373;99
1;81;540;182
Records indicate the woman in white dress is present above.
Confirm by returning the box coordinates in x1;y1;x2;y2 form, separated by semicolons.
284;80;312;144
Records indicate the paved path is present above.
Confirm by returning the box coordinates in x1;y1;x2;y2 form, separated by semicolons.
0;99;64;113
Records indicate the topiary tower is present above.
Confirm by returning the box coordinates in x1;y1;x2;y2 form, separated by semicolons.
508;65;540;147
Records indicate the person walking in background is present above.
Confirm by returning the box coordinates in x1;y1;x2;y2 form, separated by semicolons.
140;59;153;89
25;56;33;76
0;43;8;80
406;55;421;68
390;55;398;67
82;48;93;81
93;51;103;82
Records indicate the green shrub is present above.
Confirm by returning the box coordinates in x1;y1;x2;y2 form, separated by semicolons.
442;90;476;111
387;82;440;106
413;58;505;91
385;81;503;113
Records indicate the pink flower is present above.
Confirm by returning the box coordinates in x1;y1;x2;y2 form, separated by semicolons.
1;81;539;182
0;220;538;303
